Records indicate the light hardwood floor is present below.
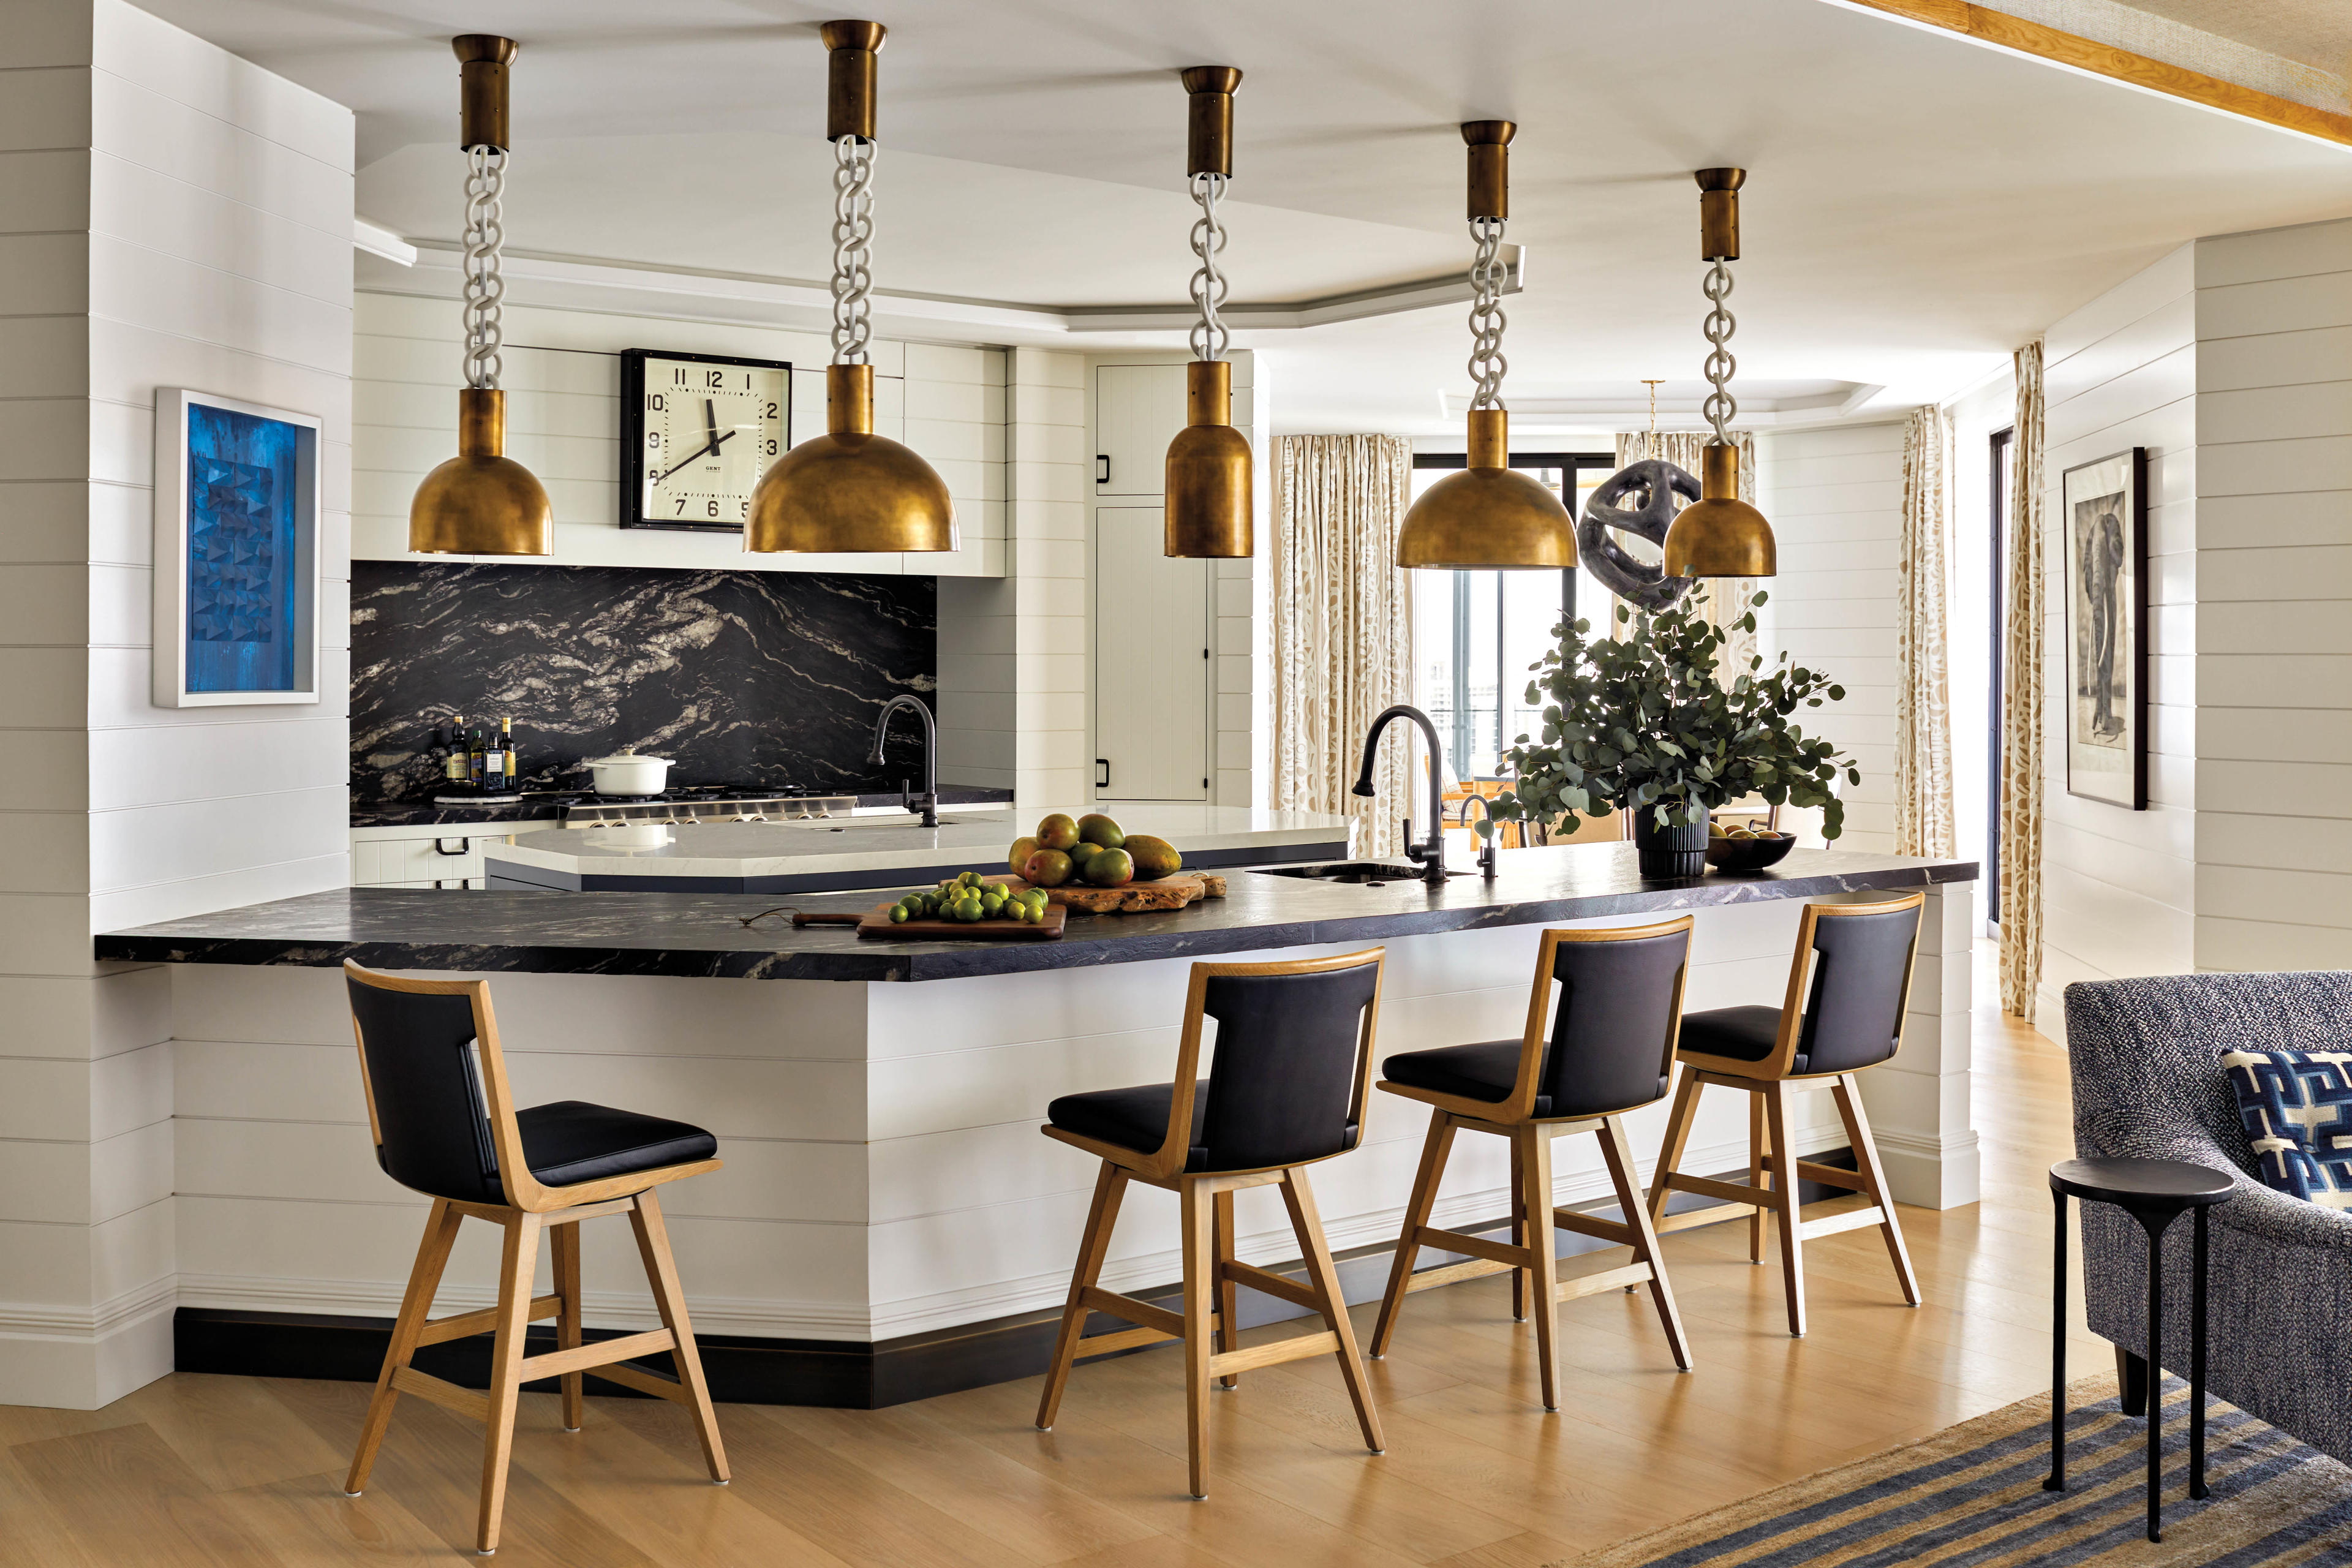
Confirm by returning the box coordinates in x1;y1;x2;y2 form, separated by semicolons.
0;949;2090;1567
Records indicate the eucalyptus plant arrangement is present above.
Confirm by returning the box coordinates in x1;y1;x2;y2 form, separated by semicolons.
1479;592;1860;842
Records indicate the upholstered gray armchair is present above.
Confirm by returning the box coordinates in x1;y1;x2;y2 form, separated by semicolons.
2065;972;2352;1466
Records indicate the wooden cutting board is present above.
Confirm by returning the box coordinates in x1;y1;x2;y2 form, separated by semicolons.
982;870;1226;915
853;901;1067;941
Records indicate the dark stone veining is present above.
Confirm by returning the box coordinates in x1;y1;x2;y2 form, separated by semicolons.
347;785;1012;829
97;845;1980;984
350;562;935;803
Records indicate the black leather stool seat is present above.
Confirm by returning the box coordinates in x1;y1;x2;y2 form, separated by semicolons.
1678;1006;1793;1071
516;1101;718;1189
1046;1081;1360;1173
1384;1042;1548;1115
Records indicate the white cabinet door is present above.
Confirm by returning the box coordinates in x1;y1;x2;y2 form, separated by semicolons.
1095;364;1187;498
1095;507;1209;801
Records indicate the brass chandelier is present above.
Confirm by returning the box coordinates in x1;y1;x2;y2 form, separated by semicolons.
1661;168;1776;579
1395;121;1574;570
1163;67;1252;559
407;36;552;556
747;21;956;555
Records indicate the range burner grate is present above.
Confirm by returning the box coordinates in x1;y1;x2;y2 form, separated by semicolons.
557;791;862;827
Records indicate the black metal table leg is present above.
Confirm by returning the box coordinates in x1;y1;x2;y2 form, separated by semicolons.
2147;1217;2166;1543
2045;1186;2067;1491
2190;1204;2208;1500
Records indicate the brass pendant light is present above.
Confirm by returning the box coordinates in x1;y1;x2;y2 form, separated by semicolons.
747;21;956;555
1661;168;1776;579
1395;121;1574;571
408;36;552;556
1164;67;1252;559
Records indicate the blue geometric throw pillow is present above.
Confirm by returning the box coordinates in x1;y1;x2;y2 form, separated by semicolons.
2222;1049;2352;1208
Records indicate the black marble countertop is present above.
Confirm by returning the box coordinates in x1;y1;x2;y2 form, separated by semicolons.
96;845;1978;983
349;785;1016;829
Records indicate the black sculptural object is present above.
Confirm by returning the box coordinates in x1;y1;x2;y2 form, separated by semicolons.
1578;459;1704;613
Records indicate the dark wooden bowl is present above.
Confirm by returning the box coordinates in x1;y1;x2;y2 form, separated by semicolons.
1705;832;1798;873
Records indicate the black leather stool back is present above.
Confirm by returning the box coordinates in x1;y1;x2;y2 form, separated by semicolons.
1197;961;1382;1172
1796;900;1922;1075
346;973;503;1205
1543;925;1690;1118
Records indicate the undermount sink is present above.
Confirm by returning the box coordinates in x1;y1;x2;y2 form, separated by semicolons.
1254;861;1468;884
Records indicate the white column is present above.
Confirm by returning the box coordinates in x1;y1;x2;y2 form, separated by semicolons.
1861;879;1981;1208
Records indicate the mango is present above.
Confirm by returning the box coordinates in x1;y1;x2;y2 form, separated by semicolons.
1023;848;1075;887
1006;835;1039;874
1126;835;1182;880
1035;813;1080;852
1068;840;1101;869
1084;847;1134;888
1078;813;1126;849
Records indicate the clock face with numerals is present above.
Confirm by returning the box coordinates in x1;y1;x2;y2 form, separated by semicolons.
619;350;790;532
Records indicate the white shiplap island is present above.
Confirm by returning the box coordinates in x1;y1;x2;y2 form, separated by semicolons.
95;844;1979;1407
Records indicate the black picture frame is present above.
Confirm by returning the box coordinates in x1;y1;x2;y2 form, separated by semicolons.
2060;445;2147;809
618;347;792;533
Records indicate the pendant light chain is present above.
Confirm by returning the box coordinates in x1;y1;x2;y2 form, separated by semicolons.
1467;216;1508;410
461;145;508;392
1187;172;1230;363
831;135;876;365
1701;257;1738;441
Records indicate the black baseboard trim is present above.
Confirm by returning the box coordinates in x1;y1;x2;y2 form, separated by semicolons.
173;1146;1861;1409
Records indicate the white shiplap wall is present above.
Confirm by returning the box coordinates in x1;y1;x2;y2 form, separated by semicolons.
2034;246;2196;1020
1753;422;1904;854
2192;217;2352;973
0;0;353;1408
350;292;1006;578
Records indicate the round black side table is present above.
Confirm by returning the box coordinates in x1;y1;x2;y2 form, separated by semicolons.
2045;1156;2234;1543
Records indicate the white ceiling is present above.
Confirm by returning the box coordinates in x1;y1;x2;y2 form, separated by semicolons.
136;0;2352;435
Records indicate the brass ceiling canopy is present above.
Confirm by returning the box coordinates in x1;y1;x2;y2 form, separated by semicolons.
1662;168;1776;579
408;36;551;556
1396;120;1574;571
748;20;956;554
1164;66;1252;560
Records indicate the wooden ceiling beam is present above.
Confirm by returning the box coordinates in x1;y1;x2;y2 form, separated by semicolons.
1836;0;2352;146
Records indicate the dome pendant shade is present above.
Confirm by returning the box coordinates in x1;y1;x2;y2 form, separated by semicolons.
409;388;552;555
747;364;956;553
1166;360;1251;557
1662;441;1774;578
1396;409;1574;570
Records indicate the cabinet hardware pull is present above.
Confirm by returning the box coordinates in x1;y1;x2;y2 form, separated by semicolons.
434;837;470;856
1096;758;1110;790
1096;454;1110;484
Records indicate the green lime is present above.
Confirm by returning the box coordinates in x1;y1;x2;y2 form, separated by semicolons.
889;905;910;924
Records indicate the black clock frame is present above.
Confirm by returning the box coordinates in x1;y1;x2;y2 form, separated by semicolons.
619;347;793;533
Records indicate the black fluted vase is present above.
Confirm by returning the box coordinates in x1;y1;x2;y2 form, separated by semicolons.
1631;802;1709;879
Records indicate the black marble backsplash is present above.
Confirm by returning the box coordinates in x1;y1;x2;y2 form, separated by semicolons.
351;563;935;802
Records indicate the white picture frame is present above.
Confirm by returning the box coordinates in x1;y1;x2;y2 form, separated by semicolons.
153;387;323;707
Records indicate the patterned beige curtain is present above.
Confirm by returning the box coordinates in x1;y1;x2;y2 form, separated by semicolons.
1610;431;1758;679
1896;407;1956;858
1273;435;1415;858
1999;342;2047;1020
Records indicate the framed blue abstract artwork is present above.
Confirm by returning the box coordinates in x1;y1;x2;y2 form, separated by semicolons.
153;388;323;707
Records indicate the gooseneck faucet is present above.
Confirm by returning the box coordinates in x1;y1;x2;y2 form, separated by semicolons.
1455;793;1500;881
869;695;938;827
1352;704;1450;886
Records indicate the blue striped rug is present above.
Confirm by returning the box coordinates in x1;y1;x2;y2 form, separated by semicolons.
1565;1376;2352;1566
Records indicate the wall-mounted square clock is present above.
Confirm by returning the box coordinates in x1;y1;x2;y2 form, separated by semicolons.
619;349;790;532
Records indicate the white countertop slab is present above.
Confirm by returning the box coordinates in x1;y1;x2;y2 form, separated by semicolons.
481;804;1355;880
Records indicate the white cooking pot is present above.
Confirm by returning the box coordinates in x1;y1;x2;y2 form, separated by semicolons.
585;747;673;796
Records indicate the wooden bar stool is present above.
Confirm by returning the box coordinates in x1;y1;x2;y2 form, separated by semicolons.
341;962;730;1556
1034;949;1388;1500
1645;894;1926;1338
1368;919;1696;1410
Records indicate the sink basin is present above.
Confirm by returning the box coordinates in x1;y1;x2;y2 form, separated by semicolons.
1254;861;1466;885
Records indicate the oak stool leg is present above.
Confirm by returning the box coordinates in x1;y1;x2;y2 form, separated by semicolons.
630;1189;731;1485
1371;1113;1455;1359
477;1212;543;1556
345;1199;464;1497
551;1218;584;1432
1036;1163;1128;1430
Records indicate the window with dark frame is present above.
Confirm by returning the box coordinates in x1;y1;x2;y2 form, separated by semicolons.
1409;450;1613;779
